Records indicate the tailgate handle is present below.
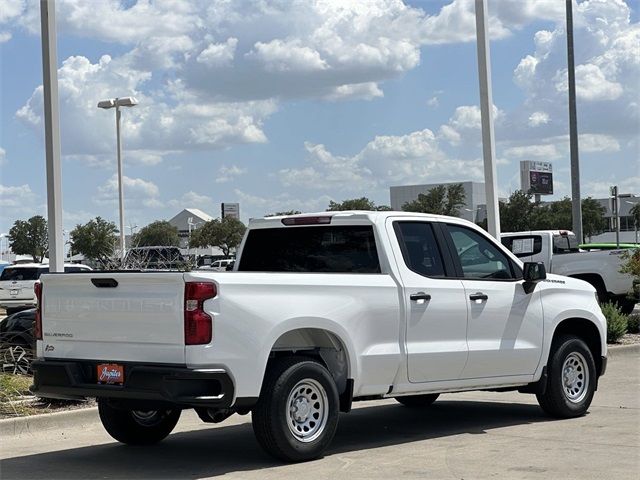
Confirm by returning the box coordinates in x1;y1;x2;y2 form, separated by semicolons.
91;278;118;288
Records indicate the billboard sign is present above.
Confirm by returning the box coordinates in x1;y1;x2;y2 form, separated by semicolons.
520;161;553;195
221;203;240;219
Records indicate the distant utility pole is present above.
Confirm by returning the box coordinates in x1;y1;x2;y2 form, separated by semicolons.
611;186;619;248
40;0;64;272
474;0;500;239
566;0;583;242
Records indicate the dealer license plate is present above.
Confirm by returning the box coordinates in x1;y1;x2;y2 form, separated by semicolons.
10;289;19;296
97;363;124;385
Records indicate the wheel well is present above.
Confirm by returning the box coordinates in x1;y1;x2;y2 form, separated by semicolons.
569;274;607;300
553;318;603;375
269;328;350;396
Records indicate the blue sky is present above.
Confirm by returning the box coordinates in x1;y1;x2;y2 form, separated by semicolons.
1;0;638;234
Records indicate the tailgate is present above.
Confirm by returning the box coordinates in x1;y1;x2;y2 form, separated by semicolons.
40;272;186;364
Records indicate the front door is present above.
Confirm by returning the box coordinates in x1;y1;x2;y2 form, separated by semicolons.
388;220;469;383
444;223;544;379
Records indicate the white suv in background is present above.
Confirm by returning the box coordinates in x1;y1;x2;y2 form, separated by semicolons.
0;263;91;313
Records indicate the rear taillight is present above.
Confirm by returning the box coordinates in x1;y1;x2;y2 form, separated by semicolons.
34;282;43;340
184;282;216;345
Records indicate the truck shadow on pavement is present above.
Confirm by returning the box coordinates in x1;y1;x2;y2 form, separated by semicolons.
2;399;556;479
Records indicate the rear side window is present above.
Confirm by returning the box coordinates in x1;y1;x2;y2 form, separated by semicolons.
238;226;380;273
394;222;445;277
0;268;42;281
553;234;579;253
64;266;89;273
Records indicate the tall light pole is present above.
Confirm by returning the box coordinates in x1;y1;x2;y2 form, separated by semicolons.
40;0;64;273
566;0;583;243
97;96;138;258
474;0;500;239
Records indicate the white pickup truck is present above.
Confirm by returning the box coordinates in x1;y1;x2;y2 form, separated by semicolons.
32;212;607;462
501;230;638;313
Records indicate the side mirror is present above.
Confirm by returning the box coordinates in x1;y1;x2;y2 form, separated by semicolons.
523;262;546;293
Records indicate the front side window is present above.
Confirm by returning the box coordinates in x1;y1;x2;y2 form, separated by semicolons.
447;225;515;280
238;225;380;273
394;222;445;277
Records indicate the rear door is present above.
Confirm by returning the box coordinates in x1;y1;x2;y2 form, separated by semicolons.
40;272;186;364
387;219;469;382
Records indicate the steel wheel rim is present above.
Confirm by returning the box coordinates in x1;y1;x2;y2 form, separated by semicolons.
131;410;165;426
562;352;589;403
286;378;328;443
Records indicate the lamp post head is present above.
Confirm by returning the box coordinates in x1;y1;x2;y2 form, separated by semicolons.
97;97;138;109
117;97;138;107
97;99;116;109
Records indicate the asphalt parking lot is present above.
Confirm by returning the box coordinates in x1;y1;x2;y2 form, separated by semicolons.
1;345;638;480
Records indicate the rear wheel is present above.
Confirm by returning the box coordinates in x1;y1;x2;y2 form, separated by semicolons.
98;400;181;445
395;393;440;408
252;357;339;462
536;335;596;418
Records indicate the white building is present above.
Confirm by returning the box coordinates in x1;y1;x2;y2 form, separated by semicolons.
167;208;226;257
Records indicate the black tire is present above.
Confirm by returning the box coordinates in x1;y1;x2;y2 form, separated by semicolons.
395;393;440;408
98;400;181;445
252;357;339;462
615;297;636;316
536;335;596;418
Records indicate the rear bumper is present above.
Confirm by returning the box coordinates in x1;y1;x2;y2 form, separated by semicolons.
31;359;234;409
0;299;35;308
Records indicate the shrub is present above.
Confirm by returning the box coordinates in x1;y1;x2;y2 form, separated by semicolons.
601;302;628;343
627;314;640;334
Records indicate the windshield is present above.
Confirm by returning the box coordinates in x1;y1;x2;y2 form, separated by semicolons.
0;267;45;281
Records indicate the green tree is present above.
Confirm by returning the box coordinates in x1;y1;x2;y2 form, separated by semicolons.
498;190;541;232
581;197;606;242
402;184;465;215
190;217;246;256
326;197;391;211
8;215;48;262
630;204;640;233
265;210;302;217
443;183;466;216
133;221;180;246
69;217;118;262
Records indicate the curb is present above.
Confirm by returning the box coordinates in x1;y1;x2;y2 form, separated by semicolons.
0;406;98;438
607;343;640;353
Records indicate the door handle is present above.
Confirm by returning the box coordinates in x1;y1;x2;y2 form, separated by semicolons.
469;292;488;301
410;292;431;302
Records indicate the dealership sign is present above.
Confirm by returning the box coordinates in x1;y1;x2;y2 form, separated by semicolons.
520;161;553;195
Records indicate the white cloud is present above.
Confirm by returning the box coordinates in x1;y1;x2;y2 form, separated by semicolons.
233;189;332;218
94;174;162;209
324;83;383;102
0;147;6;166
197;38;238;67
555;64;624;101
0;183;37;208
279;126;487;193
426;96;439;108
215;165;247;184
578;134;621;153
504;144;560;159
528;111;550;127
584;176;640;198
16;55;275;165
248;40;328;73
168;191;216;215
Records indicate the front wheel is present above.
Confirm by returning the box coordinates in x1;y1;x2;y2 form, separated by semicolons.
536;335;596;418
98;400;181;445
252;357;339;462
